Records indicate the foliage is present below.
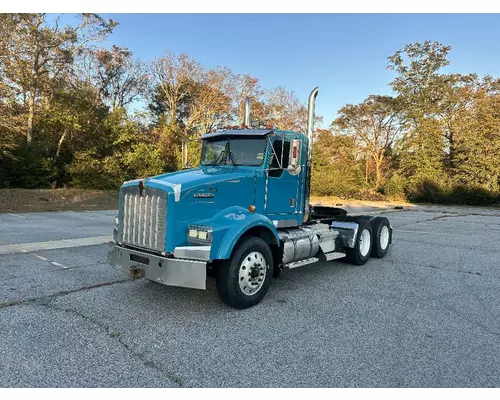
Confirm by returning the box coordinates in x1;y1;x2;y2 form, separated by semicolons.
311;130;366;198
334;95;402;188
381;173;406;198
1;15;500;207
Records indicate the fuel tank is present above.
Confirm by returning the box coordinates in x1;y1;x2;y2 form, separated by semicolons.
277;223;338;265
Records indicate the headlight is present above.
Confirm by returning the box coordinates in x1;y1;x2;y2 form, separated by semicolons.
188;229;199;238
188;225;212;244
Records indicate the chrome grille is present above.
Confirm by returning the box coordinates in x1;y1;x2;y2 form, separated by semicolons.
119;189;167;253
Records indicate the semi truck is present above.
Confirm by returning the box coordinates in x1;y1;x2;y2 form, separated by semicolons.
108;87;393;309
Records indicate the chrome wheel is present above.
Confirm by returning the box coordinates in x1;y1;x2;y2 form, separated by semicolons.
359;228;371;257
380;225;390;250
238;251;267;296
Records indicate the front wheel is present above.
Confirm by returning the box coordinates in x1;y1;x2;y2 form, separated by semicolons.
216;236;274;309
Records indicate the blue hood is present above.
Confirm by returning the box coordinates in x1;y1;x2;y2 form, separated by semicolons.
146;166;255;196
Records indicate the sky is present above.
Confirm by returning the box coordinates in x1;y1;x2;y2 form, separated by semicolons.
96;13;500;127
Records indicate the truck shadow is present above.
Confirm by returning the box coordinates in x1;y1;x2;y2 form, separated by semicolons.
128;259;363;312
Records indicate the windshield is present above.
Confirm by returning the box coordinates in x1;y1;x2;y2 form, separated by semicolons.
200;137;266;166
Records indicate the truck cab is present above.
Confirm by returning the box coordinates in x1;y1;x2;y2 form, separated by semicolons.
108;88;393;309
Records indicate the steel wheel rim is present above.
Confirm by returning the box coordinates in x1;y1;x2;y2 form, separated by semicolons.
238;251;267;296
380;225;389;250
359;228;371;257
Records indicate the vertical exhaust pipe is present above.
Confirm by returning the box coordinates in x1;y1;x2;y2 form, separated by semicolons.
244;96;251;127
303;87;319;224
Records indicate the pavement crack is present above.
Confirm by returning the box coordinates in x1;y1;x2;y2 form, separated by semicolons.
0;279;129;309
425;264;483;276
38;301;184;387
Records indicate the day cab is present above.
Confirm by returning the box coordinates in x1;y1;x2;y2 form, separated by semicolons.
108;88;393;308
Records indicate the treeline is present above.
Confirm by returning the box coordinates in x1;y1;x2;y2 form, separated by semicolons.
315;41;500;205
1;14;499;206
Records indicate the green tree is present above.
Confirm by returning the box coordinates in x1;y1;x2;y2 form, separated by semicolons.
0;13;116;144
452;80;500;192
311;129;365;197
387;41;454;195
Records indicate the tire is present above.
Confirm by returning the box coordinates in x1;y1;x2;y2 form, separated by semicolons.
344;220;373;265
216;236;274;309
370;217;391;258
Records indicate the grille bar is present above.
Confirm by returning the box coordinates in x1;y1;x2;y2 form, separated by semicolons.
119;188;167;253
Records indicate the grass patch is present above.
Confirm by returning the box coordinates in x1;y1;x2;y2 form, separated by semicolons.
0;188;118;213
310;195;412;207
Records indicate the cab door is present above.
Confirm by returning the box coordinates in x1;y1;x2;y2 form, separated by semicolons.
265;136;301;216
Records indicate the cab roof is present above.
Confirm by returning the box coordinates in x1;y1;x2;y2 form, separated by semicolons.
200;129;307;140
200;129;272;140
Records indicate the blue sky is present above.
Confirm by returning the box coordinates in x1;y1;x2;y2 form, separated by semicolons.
97;13;500;127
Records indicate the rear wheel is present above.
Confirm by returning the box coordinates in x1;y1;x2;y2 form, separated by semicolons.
345;220;372;265
216;236;274;309
370;217;391;258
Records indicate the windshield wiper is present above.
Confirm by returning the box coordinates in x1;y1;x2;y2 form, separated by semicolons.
227;150;237;166
213;142;237;166
214;149;227;165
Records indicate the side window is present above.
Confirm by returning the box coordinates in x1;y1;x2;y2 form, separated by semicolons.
269;139;291;178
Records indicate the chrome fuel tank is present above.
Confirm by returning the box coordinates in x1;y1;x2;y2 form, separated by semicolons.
278;223;338;265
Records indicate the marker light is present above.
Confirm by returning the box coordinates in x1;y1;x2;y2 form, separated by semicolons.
248;205;256;213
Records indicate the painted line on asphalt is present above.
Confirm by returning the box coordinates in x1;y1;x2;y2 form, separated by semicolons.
50;261;71;270
0;236;112;255
7;213;27;219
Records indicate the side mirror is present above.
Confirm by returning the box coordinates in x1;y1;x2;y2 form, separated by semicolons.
287;139;301;175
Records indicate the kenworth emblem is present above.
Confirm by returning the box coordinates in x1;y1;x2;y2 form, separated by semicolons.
194;192;214;198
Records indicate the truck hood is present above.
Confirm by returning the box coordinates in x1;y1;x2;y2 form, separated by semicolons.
145;166;255;201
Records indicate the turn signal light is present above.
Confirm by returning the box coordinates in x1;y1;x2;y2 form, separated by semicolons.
248;205;256;213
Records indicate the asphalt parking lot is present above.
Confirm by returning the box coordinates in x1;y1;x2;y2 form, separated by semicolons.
1;205;499;387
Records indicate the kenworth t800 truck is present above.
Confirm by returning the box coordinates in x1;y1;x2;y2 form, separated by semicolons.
108;88;393;309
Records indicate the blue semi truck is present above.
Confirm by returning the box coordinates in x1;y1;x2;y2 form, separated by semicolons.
108;88;393;309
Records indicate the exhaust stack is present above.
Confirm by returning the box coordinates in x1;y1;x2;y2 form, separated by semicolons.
244;97;251;127
303;86;319;224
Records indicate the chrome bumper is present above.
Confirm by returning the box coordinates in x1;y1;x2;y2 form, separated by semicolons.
107;242;208;290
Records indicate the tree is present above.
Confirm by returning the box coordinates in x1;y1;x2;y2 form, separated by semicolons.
150;51;202;126
85;45;148;111
334;95;402;188
387;41;454;191
230;73;266;124
311;129;365;197
452;80;500;192
0;13;116;144
264;87;309;132
150;52;234;166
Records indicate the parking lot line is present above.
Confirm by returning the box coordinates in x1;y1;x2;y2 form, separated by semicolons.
0;236;112;255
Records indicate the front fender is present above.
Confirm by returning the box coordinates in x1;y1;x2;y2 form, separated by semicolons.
194;206;280;260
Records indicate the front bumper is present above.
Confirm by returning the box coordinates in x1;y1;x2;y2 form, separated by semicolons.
107;242;208;290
